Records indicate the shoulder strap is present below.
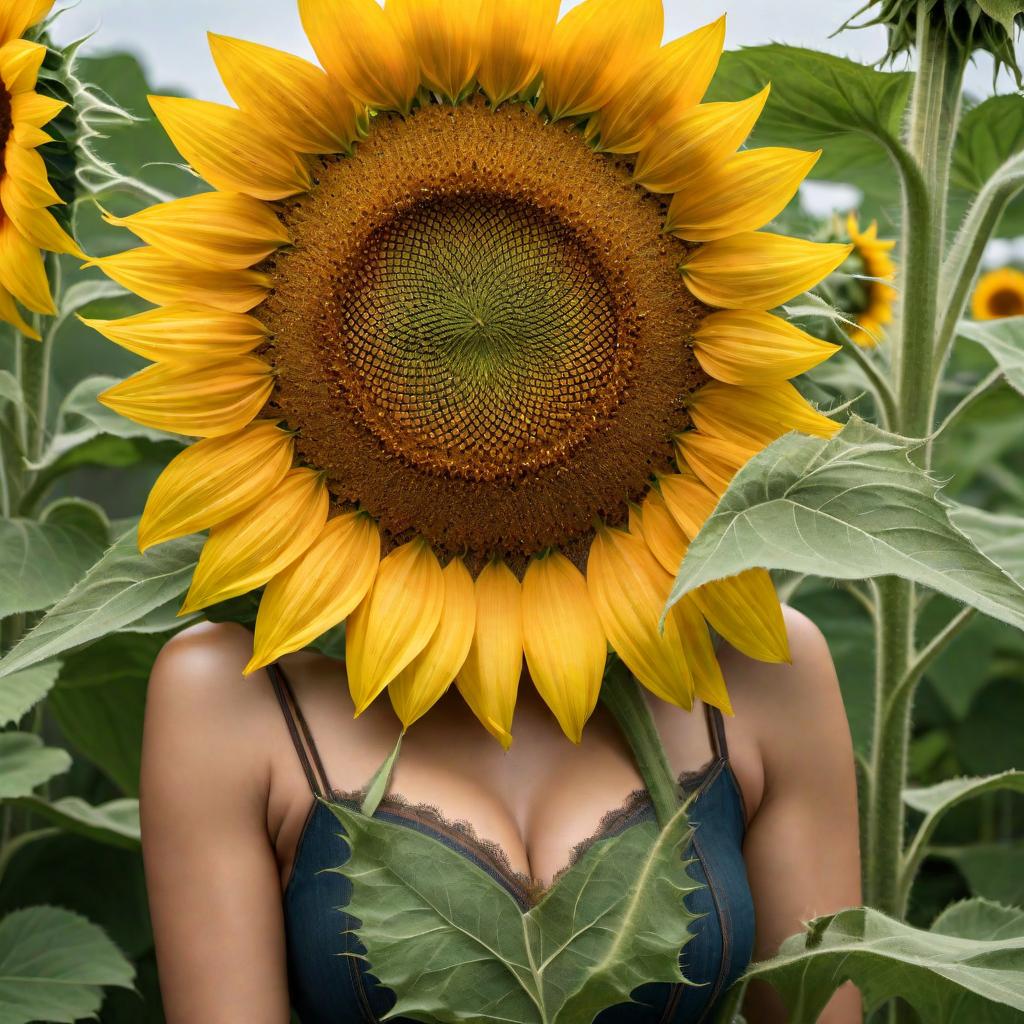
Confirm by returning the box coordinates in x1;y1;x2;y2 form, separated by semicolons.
704;703;730;761
267;662;333;799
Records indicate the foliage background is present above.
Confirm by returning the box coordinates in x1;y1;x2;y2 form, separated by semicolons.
0;1;1021;1021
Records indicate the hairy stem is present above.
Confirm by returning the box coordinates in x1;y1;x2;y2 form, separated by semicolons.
600;658;679;828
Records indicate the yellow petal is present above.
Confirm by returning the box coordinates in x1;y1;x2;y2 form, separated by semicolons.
632;87;769;194
0;188;81;258
80;304;269;365
674;430;761;493
299;0;419;113
3;142;60;206
0;39;45;93
0;219;53;315
456;559;523;749
101;192;289;271
0;281;37;338
477;0;559;105
138;421;295;552
586;524;694;710
89;247;270;313
657;469;718;540
541;0;662;121
148;95;311;200
388;0;480;102
637;487;789;664
209;33;361;154
681;232;854;310
0;1;51;47
390;557;475;728
248;512;381;674
10;90;64;130
346;538;445;715
592;16;725;154
669;593;731;714
180;468;328;615
692;309;840;385
687;379;840;448
667;147;821;241
691;571;789;665
98;357;274;438
522;550;606;743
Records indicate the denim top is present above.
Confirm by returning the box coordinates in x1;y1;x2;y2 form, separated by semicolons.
269;664;756;1024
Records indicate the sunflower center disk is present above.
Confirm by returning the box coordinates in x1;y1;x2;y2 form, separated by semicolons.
988;287;1024;317
0;85;12;183
262;99;708;567
340;192;623;481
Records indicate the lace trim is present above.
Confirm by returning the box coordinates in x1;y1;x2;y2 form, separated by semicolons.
330;757;721;907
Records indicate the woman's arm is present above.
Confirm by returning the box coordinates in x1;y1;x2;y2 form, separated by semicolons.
140;623;292;1024
736;608;863;1023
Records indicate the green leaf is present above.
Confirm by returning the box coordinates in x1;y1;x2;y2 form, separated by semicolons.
931;844;1024;906
905;772;1024;866
15;796;140;849
952;97;1024;194
706;46;911;202
0;529;202;680
49;634;167;796
360;735;403;817
0;661;61;727
948;505;1024;582
932;898;1024;941
0;905;134;1024
976;0;1024;33
667;418;1024;632
717;905;1024;1023
0;734;70;799
0;499;108;617
958;317;1024;397
0;371;19;409
329;799;699;1024
30;375;182;474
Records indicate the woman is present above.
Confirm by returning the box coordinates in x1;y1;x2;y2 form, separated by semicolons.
140;605;861;1023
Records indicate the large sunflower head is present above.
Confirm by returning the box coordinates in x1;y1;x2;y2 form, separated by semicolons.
0;0;84;338
84;0;850;746
838;212;897;348
971;266;1024;320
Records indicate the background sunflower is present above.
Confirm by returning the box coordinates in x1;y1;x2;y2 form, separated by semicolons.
84;0;849;746
972;266;1024;320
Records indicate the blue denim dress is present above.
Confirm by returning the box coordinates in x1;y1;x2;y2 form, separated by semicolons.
270;665;756;1024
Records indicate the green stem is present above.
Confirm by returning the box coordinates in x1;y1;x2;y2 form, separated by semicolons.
600;658;679;828
867;576;915;915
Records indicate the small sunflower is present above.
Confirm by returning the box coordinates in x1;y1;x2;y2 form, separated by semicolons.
0;0;83;338
972;267;1024;320
84;0;850;746
843;213;897;347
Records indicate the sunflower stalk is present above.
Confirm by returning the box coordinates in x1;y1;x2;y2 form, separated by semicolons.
864;2;972;920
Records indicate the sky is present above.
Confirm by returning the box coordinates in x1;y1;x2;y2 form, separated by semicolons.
50;0;1021;252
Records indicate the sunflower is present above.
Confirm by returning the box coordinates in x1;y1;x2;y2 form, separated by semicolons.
84;0;850;747
840;213;897;347
0;0;83;338
972;267;1024;320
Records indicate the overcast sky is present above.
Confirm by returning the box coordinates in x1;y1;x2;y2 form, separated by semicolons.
50;0;1021;253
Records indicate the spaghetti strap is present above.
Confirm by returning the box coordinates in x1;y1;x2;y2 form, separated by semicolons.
704;703;730;761
268;662;333;799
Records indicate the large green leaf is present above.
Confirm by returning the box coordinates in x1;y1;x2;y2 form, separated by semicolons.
932;899;1024;940
716;905;1024;1023
0;905;134;1024
0;661;60;727
706;45;911;204
49;634;165;795
15;796;140;850
0;734;70;799
949;506;1024;582
958;317;1024;398
668;419;1024;632
0;529;202;680
0;499;108;617
329;799;699;1024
